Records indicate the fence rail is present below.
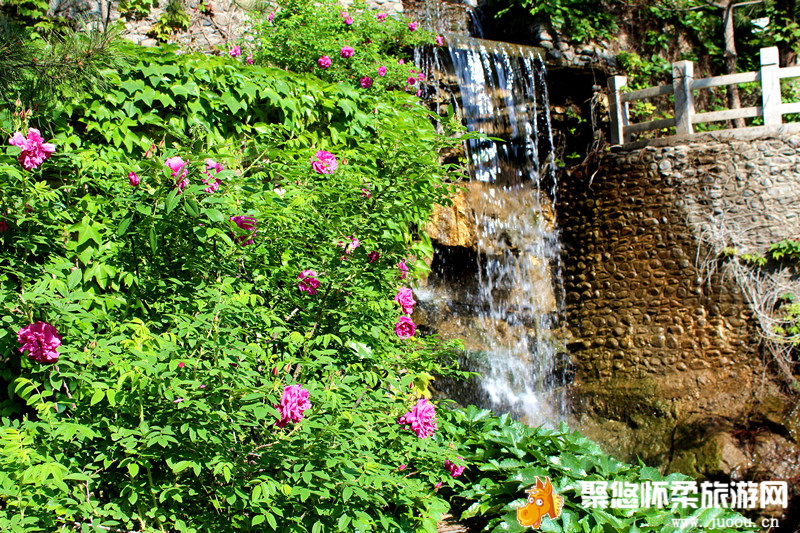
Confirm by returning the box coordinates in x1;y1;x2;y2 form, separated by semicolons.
608;47;800;145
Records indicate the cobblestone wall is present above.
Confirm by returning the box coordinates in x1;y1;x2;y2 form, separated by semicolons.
559;128;800;479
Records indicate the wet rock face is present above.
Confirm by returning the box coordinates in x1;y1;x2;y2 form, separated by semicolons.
421;180;567;425
557;133;800;481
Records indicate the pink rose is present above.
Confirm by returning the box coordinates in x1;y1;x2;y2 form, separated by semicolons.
397;260;409;279
435;35;444;46
435;481;443;489
377;65;387;77
340;46;354;58
229;45;242;57
407;76;417;85
267;11;275;22
348;235;360;252
203;158;224;193
318;55;332;69
230;215;257;245
275;384;312;428
394;316;416;339
297;269;321;295
361;188;371;198
246;53;254;65
205;158;223;175
398;59;405;65
398;464;407;471
408;22;418;31
165;156;189;190
311;150;338;174
203;158;223;193
338;236;360;255
376;12;387;21
344;16;353;25
128;172;140;186
8;128;55;171
394;287;416;315
367;251;380;263
202;177;221;193
18;321;62;363
165;156;188;178
444;458;465;478
360;76;373;88
398;398;437;438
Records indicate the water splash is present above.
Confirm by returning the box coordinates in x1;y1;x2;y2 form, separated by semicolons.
421;37;568;426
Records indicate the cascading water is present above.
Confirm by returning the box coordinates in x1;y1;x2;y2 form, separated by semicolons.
418;36;569;426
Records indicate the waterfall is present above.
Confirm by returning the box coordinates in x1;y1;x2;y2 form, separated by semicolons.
419;36;568;426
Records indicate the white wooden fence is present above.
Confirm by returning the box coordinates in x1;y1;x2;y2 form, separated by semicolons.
608;47;800;145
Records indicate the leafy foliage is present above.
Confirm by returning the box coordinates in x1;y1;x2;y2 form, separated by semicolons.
0;38;471;531
148;0;191;42
0;25;131;116
762;0;800;57
485;0;618;42
445;407;758;533
251;0;438;93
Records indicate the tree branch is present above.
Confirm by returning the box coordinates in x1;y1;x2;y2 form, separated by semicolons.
732;0;763;7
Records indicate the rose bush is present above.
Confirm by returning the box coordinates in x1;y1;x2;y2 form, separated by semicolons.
0;37;468;533
251;0;440;94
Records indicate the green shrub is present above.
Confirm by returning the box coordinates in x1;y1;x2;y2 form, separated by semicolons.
443;407;758;532
0;42;469;532
251;0;439;94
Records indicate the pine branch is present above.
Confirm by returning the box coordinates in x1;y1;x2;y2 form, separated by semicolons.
0;22;133;112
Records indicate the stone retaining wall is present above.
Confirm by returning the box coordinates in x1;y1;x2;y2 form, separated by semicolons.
75;0;405;49
559;128;800;481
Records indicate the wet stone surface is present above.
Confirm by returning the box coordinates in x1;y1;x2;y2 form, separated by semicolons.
557;133;800;485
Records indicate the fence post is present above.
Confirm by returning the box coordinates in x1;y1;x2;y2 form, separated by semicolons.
608;75;627;144
672;60;694;136
760;46;782;127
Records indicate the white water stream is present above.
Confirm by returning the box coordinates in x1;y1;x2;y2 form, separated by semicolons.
419;36;568;426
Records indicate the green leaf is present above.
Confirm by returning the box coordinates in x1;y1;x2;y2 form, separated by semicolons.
165;189;181;214
90;389;105;406
135;87;157;107
106;389;117;407
117;215;133;237
149;226;158;252
185;198;200;217
221;92;243;114
120;79;146;95
67;269;82;290
203;208;225;222
70;217;103;246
